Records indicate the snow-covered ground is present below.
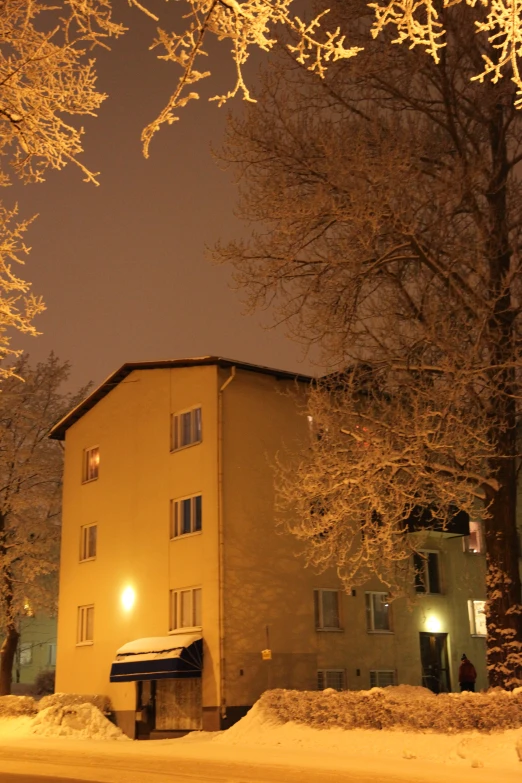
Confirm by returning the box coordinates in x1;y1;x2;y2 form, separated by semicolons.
0;691;521;783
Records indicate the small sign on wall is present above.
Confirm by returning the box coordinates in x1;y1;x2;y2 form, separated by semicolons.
261;649;272;661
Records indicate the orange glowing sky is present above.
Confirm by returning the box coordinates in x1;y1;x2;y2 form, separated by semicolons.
12;2;317;391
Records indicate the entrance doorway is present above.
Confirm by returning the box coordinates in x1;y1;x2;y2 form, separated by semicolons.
419;632;451;693
135;678;202;738
136;680;156;739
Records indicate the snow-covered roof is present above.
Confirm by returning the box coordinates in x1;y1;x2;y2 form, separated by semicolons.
114;633;201;660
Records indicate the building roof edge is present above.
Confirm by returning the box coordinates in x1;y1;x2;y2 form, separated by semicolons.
49;356;313;440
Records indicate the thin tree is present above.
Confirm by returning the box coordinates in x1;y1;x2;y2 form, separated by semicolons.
0;354;89;695
214;4;522;688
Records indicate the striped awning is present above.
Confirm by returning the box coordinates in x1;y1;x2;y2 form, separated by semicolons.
109;633;202;682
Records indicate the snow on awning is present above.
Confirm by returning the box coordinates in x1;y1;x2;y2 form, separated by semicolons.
109;633;203;682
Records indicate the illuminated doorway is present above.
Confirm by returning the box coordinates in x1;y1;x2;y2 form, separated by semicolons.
419;632;451;693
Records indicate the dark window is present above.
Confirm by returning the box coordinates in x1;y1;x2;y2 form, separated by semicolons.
171;495;203;538
414;552;441;594
365;592;392;632
171;407;202;451
314;589;341;630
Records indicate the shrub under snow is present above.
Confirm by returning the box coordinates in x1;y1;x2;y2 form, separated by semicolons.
35;668;55;696
0;695;37;717
260;685;522;733
38;692;111;714
31;703;126;740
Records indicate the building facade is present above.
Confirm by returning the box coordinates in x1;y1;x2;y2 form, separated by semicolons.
51;358;488;738
4;615;57;691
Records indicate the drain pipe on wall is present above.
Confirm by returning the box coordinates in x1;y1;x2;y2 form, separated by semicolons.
218;365;235;726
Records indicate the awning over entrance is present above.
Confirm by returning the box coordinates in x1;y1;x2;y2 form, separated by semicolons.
109;632;203;682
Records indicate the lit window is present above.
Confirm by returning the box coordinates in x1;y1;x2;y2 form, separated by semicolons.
317;669;345;690
314;589;341;630
413;551;441;594
77;604;94;644
80;524;97;561
365;592;392;632
169;587;202;631
171;407;202;451
370;670;396;688
23;599;34;617
468;600;486;636
170;495;202;538
82;447;99;483
463;521;484;554
19;642;32;666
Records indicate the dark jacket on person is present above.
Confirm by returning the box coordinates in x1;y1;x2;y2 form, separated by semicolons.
458;657;477;684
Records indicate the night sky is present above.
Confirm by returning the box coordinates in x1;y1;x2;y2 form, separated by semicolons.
11;2;317;391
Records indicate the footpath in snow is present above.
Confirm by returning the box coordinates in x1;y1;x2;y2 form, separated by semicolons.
0;686;521;783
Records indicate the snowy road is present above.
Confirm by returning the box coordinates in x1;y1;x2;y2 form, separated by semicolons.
0;741;521;783
0;752;403;783
0;776;98;783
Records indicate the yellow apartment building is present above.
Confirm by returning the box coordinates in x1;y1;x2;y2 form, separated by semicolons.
50;358;488;738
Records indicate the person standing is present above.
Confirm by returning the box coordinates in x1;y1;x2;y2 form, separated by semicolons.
458;654;477;692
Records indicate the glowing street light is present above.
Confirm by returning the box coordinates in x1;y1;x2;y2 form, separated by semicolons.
426;615;442;633
121;586;135;612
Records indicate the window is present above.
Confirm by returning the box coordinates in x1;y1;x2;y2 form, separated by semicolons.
77;604;94;644
82;447;99;482
365;592;392;632
48;643;57;666
463;521;484;554
468;600;486;637
370;670;396;688
317;670;345;690
170;495;202;538
413;551;441;594
19;642;32;666
23;599;34;617
80;524;97;561
169;587;202;631
171;407;202;451
314;589;341;630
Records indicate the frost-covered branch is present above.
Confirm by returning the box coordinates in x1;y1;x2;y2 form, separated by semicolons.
0;204;44;379
277;366;494;594
139;0;359;155
0;355;90;694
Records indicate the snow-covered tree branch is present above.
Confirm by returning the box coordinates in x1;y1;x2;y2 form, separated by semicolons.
0;354;90;695
214;4;522;687
0;0;124;376
126;0;522;155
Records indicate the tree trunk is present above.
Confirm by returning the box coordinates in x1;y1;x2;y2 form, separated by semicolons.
0;625;19;696
484;99;522;688
0;509;18;695
485;458;522;687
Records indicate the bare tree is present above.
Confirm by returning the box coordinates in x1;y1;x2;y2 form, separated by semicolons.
0;354;89;695
214;4;522;688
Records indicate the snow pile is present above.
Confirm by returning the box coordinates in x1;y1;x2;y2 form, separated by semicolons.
30;702;127;741
252;686;522;733
215;694;522;770
39;692;111;714
0;695;37;717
